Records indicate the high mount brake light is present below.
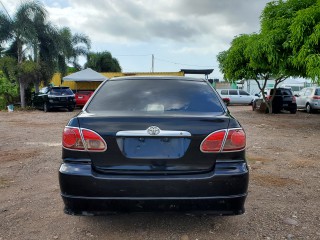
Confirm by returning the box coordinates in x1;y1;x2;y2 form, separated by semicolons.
200;128;246;153
62;127;106;152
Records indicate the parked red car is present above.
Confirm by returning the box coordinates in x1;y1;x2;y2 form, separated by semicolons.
75;91;94;107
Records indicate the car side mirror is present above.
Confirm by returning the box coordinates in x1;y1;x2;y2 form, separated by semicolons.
294;94;299;97
255;94;260;97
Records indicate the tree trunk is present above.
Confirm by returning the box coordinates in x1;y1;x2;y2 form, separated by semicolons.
34;80;40;93
20;81;26;108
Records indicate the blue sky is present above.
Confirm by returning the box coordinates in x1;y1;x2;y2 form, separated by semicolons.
2;0;271;80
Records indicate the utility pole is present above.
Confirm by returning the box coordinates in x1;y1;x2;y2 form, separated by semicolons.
152;54;154;72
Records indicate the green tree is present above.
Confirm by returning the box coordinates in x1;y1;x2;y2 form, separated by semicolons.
217;0;320;113
85;51;121;72
0;0;46;107
287;0;320;83
217;33;291;113
57;27;91;77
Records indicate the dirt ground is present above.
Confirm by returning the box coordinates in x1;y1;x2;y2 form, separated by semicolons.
0;106;319;240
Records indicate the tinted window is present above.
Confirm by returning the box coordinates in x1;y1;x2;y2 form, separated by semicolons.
270;89;282;95
282;89;292;96
220;90;228;95
239;90;250;96
229;90;238;95
49;88;73;96
315;88;320;96
39;87;48;94
87;79;224;114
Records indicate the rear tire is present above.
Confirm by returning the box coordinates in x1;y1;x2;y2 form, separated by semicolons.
68;107;74;112
306;103;313;114
290;109;297;114
252;102;256;111
44;103;49;112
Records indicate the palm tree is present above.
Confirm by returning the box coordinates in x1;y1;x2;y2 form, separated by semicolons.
57;27;91;78
0;0;47;107
85;51;122;72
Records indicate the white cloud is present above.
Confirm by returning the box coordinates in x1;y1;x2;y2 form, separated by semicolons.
1;0;271;79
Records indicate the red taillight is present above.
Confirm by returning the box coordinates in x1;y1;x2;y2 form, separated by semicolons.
200;128;246;153
82;129;107;151
313;96;320;100
222;129;246;152
63;127;85;150
292;96;296;103
62;127;106;151
200;130;226;152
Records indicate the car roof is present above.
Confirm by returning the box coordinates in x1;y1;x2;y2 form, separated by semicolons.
109;76;205;82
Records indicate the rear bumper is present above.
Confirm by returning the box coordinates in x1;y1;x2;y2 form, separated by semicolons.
48;102;75;108
59;161;249;215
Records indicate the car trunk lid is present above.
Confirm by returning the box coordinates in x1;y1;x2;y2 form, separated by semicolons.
77;113;230;174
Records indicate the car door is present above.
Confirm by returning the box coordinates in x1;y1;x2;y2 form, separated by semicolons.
228;89;239;104
239;90;253;104
295;88;305;108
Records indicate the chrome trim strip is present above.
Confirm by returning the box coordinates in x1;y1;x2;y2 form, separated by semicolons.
116;129;191;137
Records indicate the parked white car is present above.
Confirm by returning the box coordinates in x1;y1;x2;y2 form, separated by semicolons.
295;87;320;113
216;89;256;105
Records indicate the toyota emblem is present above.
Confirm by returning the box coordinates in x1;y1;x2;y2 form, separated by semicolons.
147;126;161;135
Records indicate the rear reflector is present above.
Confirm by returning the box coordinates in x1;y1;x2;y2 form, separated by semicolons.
313;96;320;100
200;128;246;153
62;127;106;152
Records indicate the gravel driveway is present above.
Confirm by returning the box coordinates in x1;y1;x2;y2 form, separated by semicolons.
0;106;319;240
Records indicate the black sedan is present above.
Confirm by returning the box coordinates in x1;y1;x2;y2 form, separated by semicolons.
32;86;76;112
59;76;248;215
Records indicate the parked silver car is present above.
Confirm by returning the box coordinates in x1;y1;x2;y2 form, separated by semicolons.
296;87;320;113
216;89;256;105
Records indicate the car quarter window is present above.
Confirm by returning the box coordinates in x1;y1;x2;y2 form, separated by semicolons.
299;88;306;96
87;79;224;114
304;89;312;96
239;90;250;96
229;90;238;95
220;90;228;95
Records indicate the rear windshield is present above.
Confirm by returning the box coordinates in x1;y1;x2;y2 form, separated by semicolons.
315;89;320;96
86;79;224;114
49;88;73;96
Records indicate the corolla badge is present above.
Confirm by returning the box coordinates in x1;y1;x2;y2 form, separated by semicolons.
147;126;161;135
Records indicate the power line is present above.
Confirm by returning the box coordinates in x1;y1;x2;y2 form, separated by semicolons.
113;54;152;57
0;1;12;21
154;57;214;68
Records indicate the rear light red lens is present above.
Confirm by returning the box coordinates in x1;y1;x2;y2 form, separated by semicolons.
313;96;320;100
200;128;246;153
292;96;296;103
200;130;226;152
63;127;85;150
62;127;106;151
222;129;246;152
82;129;106;151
